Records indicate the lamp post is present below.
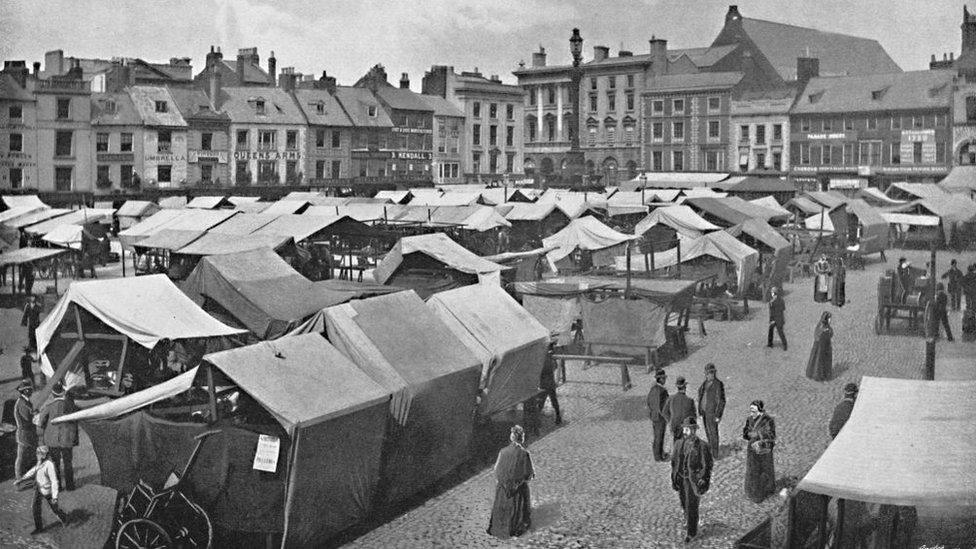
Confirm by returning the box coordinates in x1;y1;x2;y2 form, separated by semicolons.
639;171;648;205
565;28;587;190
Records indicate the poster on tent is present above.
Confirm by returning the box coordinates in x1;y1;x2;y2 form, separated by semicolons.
253;434;281;473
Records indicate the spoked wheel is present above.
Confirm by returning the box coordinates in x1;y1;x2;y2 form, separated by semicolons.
116;518;172;549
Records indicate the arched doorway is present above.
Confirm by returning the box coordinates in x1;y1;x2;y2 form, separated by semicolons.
602;157;618;185
626;160;638;180
540;157;554;175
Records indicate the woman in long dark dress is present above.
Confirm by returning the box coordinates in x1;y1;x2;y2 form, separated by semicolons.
831;256;846;307
806;311;833;381
487;425;535;538
742;400;776;503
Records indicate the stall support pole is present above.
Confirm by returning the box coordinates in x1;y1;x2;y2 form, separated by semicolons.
625;244;632;298
676;239;681;278
817;494;829;548
836;498;846;547
207;365;218;423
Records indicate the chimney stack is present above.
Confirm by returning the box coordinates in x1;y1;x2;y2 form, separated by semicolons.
236;47;258;84
594;45;609;62
649;36;668;76
532;46;547;67
964;4;976;53
209;65;222;111
319;70;337;93
400;72;410;89
796;57;819;85
726;5;743;25
3;61;29;88
268;51;277;86
32;61;41;76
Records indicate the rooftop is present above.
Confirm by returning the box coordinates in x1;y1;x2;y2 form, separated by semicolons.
127;86;187;127
791;70;955;115
643;71;744;93
293;88;354;127
418;94;464;118
219;86;305;125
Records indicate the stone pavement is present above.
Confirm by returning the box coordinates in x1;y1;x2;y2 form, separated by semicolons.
344;248;976;549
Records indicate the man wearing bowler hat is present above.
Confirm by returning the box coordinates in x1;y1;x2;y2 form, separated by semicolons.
671;417;713;543
646;368;670;461
664;376;696;443
697;364;725;457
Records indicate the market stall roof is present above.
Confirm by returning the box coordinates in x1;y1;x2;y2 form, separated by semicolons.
226;196;261;206
207;213;280;235
634;205;720;239
878;212;941;226
856;187;907;207
157;196;188;209
940;165;976;193
0;247;68;268
726;218;790;251
684;197;753;226
460;206;512;232
186;195;230;209
845;199;887;228
606;191;651;217
313;204;387;222
116;200;159;218
41;224;88;249
374;190;412;204
373;233;505;284
23;208;115;236
748;196;791;217
0;205;45;224
504;201;559;221
803;191;848;209
722;196;789;222
886;182;948;201
798;376;976;507
513;276;697;306
176;233;292;256
621;172;730;191
36;274;246;375
2;195;48;210
892;195;976;224
250;214;362;242
543;216;637;265
719;176;794;193
804;211;837;232
259;199;309;216
613;230;759;288
117;209;188;248
132;229;205;251
182;247;393;339
415;191;482;207
785;196;823;215
205;334;390;433
232;201;271;214
5;208;72;229
163;209;239;232
51;367;199;424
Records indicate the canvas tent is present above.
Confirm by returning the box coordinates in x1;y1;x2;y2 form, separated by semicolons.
726;218;791;297
259;200;309;216
785;196;823;216
157;196;188;209
2;194;48;210
427;284;549;416
204;335;391;546
205;213;280;235
186;195;230;209
23;208;114;236
249;214;368;243
0;205;45;225
888;195;976;245
749;196;792;217
885;182;948;201
41;223;90;249
940;165;976;195
35;274;245;395
5;208;71;229
308;291;482;505
116;200;161;229
372;233;505;298
634;205;720;239
182;248;397;339
542;216;636;272
844;199;889;255
174;233;293;256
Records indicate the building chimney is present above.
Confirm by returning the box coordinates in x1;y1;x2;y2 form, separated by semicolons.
649;36;668;76
619;50;633;57
319;70;337;93
32;61;40;76
594;45;610;62
236;56;245;85
796;57;819;85
236;47;258;84
964;4;976;53
209;66;222;111
490;74;501;82
726;5;743;25
3;61;29;88
268;51;277;86
532;46;547;67
400;72;410;89
45;50;65;76
67;58;83;80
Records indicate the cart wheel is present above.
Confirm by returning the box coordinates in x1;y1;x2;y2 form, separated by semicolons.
116;518;172;549
179;498;213;549
874;314;882;335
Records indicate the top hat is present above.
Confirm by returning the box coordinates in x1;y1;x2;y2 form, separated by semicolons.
675;376;687;389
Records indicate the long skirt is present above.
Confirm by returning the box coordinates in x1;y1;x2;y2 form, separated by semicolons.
487;482;531;538
805;338;833;381
814;275;830;303
745;448;775;503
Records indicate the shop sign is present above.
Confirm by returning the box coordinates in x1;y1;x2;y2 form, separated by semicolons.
234;150;301;161
145;153;186;163
390;151;433;161
97;153;134;162
804;132;850;140
392;127;432;134
189;150;228;163
878;165;947;174
0;152;35;167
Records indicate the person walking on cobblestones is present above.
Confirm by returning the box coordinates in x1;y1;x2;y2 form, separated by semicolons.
742;400;776;503
767;287;787;350
962;264;976;310
487;425;534;539
21;345;35;382
828;383;858;439
930;283;954;341
36;383;78;492
670;417;712;543
805;312;833;381
538;342;562;425
646;369;669;461
697;364;725;458
664;377;696;443
14;380;38;479
941;259;963;310
15;446;69;535
21;294;42;352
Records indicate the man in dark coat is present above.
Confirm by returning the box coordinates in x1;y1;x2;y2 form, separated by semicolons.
538;342;562;425
15;380;38;479
697;364;726;457
766;287;787;350
931;283;954;342
664;377;696;443
646;369;669;461
963;264;976;310
942;259;963;311
896;258;913;303
828;383;858;439
671;417;713;543
21;295;42;352
36;383;78;491
21;346;34;382
487;425;534;538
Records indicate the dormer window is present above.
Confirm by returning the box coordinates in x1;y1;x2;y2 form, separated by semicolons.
315;103;325;115
154;100;167;113
367;105;377;117
870;87;888;101
256;99;266;115
808;91;824;104
104;100;117;114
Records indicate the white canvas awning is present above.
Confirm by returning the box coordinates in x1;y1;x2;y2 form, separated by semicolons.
51;367;199;424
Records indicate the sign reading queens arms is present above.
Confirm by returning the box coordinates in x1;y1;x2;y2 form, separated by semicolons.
234;150;301;161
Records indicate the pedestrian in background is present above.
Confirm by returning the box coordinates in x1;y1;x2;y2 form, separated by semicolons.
828;383;858;439
646;369;669;462
766;286;787;350
931;283;954;342
813;254;831;303
697;364;725;458
742;400;776;503
941;259;963;310
487;425;534;539
538;342;562;425
15;446;68;535
831;256;846;307
805;312;833;382
35;383;78;492
670;417;712;544
14;380;38;479
963;264;976;310
21;346;34;382
664;377;696;443
21;294;42;352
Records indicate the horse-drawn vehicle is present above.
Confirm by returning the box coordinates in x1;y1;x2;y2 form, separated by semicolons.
874;267;933;335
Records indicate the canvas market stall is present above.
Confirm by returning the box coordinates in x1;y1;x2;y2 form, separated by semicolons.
298;291;482;506
634;205;720;241
427;284;549;417
726;218;791;298
372;233;506;298
542;216;636;274
887;195;976;247
116;200;161;229
0;247;69;295
35;274;246;398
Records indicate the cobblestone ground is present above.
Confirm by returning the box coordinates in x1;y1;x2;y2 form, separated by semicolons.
346;248;976;549
0;251;973;549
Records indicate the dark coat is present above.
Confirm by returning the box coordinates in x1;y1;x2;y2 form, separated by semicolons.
942;266;963;292
697;378;726;419
743;414;776;502
539;354;557;391
670;435;713;493
37;396;79;448
768;295;785;324
21;302;41;329
487;443;534;539
829;398;855;438
664;391;696;432
646;383;669;423
15;396;37;446
805;321;833;381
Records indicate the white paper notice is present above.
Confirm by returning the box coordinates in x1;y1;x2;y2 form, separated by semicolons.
252;434;280;473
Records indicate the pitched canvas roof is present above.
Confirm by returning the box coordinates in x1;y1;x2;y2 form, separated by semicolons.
543;216;636;265
6;208;72;230
175;233;292;256
373;233;505;284
634;205;720;239
116;200;159;218
792;70;954;115
940;165;976;192
186;195;230;209
249;214;361;242
207;212;280;235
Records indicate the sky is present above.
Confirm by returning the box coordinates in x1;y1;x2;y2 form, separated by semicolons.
0;0;971;87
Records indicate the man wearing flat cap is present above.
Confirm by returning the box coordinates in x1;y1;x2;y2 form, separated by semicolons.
671;417;713;543
646;369;669;461
664;377;696;443
828;383;858;439
697;364;725;457
14;380;37;479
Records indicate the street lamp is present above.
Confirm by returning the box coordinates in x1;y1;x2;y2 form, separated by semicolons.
639;171;648;205
565;28;586;190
